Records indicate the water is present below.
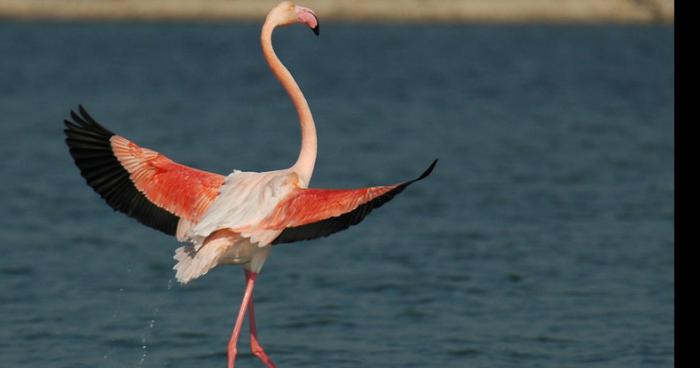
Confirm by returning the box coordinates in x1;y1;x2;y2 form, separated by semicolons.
0;22;673;367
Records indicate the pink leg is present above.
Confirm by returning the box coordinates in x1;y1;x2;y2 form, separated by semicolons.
228;271;257;368
246;271;277;368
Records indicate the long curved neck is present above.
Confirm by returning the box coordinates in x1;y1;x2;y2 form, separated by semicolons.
261;19;317;187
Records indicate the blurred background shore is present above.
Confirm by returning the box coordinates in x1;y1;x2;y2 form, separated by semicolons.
0;0;674;23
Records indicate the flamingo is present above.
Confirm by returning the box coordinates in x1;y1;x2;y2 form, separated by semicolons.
64;2;436;367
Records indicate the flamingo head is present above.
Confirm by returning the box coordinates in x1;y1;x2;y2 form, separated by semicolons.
268;1;320;35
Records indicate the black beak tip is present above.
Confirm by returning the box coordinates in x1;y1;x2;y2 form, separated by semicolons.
312;24;320;36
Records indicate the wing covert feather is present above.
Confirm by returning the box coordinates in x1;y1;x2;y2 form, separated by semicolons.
269;160;437;244
64;106;225;235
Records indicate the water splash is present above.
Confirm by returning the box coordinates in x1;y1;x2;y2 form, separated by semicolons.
137;319;156;366
135;278;174;367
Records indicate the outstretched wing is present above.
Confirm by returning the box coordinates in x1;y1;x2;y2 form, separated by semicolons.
64;106;225;236
268;160;437;244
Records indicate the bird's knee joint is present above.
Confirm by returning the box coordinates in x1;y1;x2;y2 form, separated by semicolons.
228;344;238;356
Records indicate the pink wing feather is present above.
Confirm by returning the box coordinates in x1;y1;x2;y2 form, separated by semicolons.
269;160;437;244
64;106;224;235
265;186;396;229
111;136;224;222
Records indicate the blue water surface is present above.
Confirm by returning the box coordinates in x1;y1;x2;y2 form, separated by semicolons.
0;22;673;367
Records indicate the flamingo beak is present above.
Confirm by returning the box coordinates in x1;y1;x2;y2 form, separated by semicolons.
295;5;320;36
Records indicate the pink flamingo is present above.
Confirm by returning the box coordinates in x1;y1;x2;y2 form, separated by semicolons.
64;2;436;367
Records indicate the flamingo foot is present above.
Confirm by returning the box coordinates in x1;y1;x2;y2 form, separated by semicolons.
251;334;277;368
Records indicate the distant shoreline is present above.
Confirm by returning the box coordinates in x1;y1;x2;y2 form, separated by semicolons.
0;0;674;24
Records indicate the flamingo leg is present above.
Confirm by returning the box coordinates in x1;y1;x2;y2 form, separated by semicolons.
245;270;277;368
228;271;257;368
